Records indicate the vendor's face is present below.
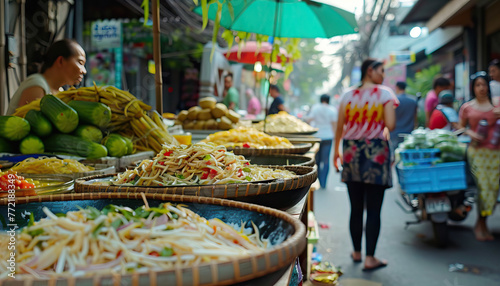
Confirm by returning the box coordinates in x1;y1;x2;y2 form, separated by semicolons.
62;44;87;85
224;76;233;90
473;77;489;99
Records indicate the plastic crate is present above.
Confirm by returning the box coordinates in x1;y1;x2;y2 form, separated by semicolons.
399;149;440;165
396;161;467;194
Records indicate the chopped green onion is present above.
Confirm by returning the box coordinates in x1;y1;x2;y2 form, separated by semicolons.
242;167;251;172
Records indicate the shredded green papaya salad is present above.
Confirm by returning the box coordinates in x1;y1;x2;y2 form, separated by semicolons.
0;198;267;279
114;142;296;186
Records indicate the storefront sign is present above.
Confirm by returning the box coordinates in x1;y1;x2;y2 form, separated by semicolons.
383;64;407;92
91;20;122;49
389;51;416;65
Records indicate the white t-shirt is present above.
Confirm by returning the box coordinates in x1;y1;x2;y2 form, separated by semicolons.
307;103;338;140
490;80;500;106
6;74;51;115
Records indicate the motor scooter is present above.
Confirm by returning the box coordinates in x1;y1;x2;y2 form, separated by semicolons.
395;133;474;247
397;187;474;247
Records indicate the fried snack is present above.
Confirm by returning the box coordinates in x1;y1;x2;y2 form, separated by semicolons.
199;96;217;109
211;103;228;119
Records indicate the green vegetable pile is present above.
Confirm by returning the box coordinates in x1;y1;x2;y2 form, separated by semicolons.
397;128;467;165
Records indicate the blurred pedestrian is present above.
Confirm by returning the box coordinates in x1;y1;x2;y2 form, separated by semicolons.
488;59;500;106
246;88;261;118
305;94;337;189
333;59;397;271
222;74;239;110
7;39;86;115
268;84;286;115
429;90;459;131
458;72;500;241
424;77;451;127
389;81;417;152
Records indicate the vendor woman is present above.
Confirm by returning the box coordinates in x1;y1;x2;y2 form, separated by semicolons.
6;39;86;115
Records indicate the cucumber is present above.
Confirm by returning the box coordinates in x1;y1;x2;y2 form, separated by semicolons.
68;100;111;128
19;135;45;154
122;136;134;155
0;137;16;153
25;110;53;137
74;125;103;143
0;116;30;141
102;134;128;157
44;134;108;159
40;94;79;133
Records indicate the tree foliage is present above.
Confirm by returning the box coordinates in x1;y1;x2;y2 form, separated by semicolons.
406;64;442;98
288;39;330;107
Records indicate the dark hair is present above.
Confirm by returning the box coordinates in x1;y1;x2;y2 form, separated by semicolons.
41;39;81;73
269;84;280;93
433;77;450;89
224;74;233;80
320;94;330;104
489;59;500;69
470;72;492;103
360;59;383;83
396;81;407;90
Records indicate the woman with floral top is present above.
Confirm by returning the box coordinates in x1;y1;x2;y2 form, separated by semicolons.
333;59;397;271
459;72;500;241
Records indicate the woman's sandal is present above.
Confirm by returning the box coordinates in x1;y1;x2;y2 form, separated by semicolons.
362;261;388;271
350;253;362;263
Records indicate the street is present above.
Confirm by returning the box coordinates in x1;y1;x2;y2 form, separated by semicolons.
312;169;500;286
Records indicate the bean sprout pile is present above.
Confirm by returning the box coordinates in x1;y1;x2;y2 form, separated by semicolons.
0;197;267;279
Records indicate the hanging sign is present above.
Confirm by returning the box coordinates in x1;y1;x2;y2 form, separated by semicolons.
91;20;122;49
389;51;416;65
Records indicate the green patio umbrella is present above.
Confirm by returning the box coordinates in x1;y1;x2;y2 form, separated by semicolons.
194;0;358;128
194;0;358;38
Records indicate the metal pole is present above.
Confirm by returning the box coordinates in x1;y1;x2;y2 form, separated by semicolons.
75;0;83;44
152;0;163;114
263;0;280;133
19;0;26;81
0;0;6;114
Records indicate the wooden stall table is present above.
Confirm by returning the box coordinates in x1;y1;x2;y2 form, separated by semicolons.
274;142;320;285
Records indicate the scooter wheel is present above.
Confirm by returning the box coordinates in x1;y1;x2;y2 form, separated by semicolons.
432;220;448;247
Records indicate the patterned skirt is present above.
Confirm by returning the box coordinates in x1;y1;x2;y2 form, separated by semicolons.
341;139;392;188
467;147;500;217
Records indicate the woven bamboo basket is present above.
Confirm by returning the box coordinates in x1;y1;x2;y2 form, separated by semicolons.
245;154;315;167
229;143;313;156
0;193;306;286
74;166;317;210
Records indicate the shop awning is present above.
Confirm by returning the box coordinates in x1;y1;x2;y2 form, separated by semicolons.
400;0;450;25
426;0;477;32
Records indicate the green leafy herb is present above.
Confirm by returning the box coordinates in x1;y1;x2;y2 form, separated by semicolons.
245;176;252;181
92;221;105;237
135;207;151;219
28;213;35;227
242;167;251;172
28;229;44;237
203;154;211;160
86;206;102;220
55;213;66;217
160;247;174;257
111;219;123;229
176;174;185;179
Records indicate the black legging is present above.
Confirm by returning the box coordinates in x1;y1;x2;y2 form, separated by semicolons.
346;182;386;256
